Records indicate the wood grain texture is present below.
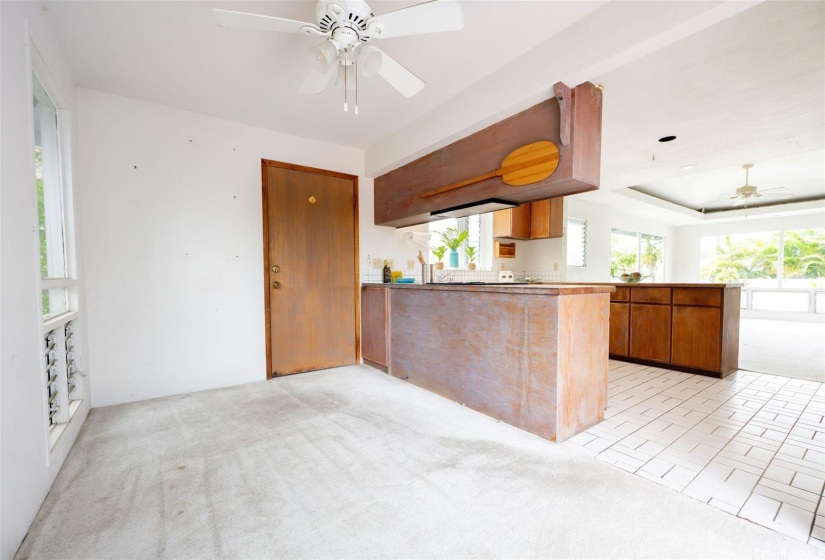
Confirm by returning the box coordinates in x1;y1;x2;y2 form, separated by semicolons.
553;82;572;146
386;287;609;442
629;303;672;362
493;204;531;239
611;286;630;302
630;287;672;305
673;288;722;307
671;306;722;371
557;293;609;441
361;287;389;368
374;82;603;227
609;302;630;357
721;286;741;376
529;198;564;239
263;162;357;376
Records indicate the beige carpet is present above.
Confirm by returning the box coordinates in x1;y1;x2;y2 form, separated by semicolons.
739;318;825;382
16;365;825;559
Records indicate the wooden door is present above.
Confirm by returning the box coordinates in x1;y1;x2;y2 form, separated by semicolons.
262;161;358;377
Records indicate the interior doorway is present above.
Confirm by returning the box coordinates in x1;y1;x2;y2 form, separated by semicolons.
261;160;359;378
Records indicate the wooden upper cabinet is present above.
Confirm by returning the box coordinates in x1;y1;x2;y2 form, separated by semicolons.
493;204;532;239
493;198;564;240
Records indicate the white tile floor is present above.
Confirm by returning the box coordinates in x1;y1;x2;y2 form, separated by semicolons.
564;360;825;548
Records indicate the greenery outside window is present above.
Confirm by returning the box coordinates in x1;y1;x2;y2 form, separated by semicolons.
610;228;665;281
701;228;824;288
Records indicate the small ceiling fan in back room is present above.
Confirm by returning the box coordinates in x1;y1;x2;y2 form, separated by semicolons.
212;0;464;114
701;163;792;212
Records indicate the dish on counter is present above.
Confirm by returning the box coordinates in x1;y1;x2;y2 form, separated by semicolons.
396;277;415;283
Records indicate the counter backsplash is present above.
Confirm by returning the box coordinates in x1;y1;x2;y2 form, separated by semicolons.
361;269;562;284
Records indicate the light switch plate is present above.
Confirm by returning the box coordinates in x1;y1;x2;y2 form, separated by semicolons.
372;258;382;269
386;259;394;268
406;260;415;270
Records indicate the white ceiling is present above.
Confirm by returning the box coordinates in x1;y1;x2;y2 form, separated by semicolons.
41;0;825;222
42;0;604;149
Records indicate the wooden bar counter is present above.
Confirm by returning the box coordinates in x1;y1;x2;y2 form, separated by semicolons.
361;283;613;443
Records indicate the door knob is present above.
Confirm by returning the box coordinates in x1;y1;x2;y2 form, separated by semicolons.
272;281;281;289
272;265;280;273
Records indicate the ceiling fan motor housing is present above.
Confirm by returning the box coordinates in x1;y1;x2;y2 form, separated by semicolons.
316;1;374;39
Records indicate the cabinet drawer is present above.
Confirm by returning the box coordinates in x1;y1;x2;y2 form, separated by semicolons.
630;287;672;305
611;286;630;302
673;288;722;307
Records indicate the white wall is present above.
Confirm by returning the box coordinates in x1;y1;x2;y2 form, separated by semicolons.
78;89;376;407
0;4;91;559
565;196;676;282
671;211;825;282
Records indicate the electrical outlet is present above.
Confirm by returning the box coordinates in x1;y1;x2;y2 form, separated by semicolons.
386;259;394;269
372;258;382;269
406;259;415;270
553;262;559;271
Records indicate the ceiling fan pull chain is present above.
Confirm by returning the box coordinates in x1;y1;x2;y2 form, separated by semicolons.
343;50;348;112
355;57;359;115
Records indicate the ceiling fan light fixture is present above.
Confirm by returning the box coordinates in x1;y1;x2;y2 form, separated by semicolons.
354;44;382;77
309;40;339;72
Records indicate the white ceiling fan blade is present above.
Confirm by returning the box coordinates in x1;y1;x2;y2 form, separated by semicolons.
374;49;425;98
213;9;322;35
732;197;747;207
299;65;338;94
760;193;793;197
369;0;464;39
760;186;791;193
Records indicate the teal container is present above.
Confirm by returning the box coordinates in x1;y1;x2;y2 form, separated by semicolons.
449;249;459;268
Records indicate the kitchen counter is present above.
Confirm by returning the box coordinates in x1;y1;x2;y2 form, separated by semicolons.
361;282;615;295
361;282;611;442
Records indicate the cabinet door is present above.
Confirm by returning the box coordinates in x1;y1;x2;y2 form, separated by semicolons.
609;302;630;356
629;303;671;362
493;205;531;239
529;198;564;239
361;288;389;369
672;306;721;372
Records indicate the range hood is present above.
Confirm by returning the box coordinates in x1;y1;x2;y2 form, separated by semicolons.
430;198;518;219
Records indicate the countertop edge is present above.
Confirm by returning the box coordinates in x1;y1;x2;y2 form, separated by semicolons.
361;283;615;295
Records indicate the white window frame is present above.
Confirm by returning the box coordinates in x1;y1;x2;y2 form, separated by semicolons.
31;43;83;450
566;217;587;267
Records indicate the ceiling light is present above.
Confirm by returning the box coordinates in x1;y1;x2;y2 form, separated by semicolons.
309;40;339;73
353;45;382;78
658;135;677;143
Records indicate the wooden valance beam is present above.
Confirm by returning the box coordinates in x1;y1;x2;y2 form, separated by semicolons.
373;81;602;228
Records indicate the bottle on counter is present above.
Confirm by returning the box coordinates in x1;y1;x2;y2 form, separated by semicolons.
382;260;392;283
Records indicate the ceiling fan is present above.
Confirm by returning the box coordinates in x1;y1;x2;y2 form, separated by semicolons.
212;0;464;112
702;163;792;210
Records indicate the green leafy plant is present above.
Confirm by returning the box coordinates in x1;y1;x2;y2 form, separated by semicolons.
465;245;478;263
440;227;469;251
431;246;447;261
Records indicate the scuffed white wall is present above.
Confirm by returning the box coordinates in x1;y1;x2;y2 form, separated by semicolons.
78;89;367;407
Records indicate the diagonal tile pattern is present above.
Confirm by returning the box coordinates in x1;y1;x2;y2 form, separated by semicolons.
565;360;825;548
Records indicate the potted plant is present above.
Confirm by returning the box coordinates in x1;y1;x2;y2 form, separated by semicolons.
431;246;447;269
440;227;469;268
465;245;478;270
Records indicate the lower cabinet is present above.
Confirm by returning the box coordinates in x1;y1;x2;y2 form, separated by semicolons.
361;286;389;371
607;284;740;378
629;303;672;363
609;302;629;356
671;306;722;371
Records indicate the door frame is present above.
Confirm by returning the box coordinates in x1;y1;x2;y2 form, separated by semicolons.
261;159;361;379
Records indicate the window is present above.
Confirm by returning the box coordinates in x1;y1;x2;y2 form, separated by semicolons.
567;218;586;267
32;61;83;445
610;228;665;281
428;213;493;269
701;228;824;288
